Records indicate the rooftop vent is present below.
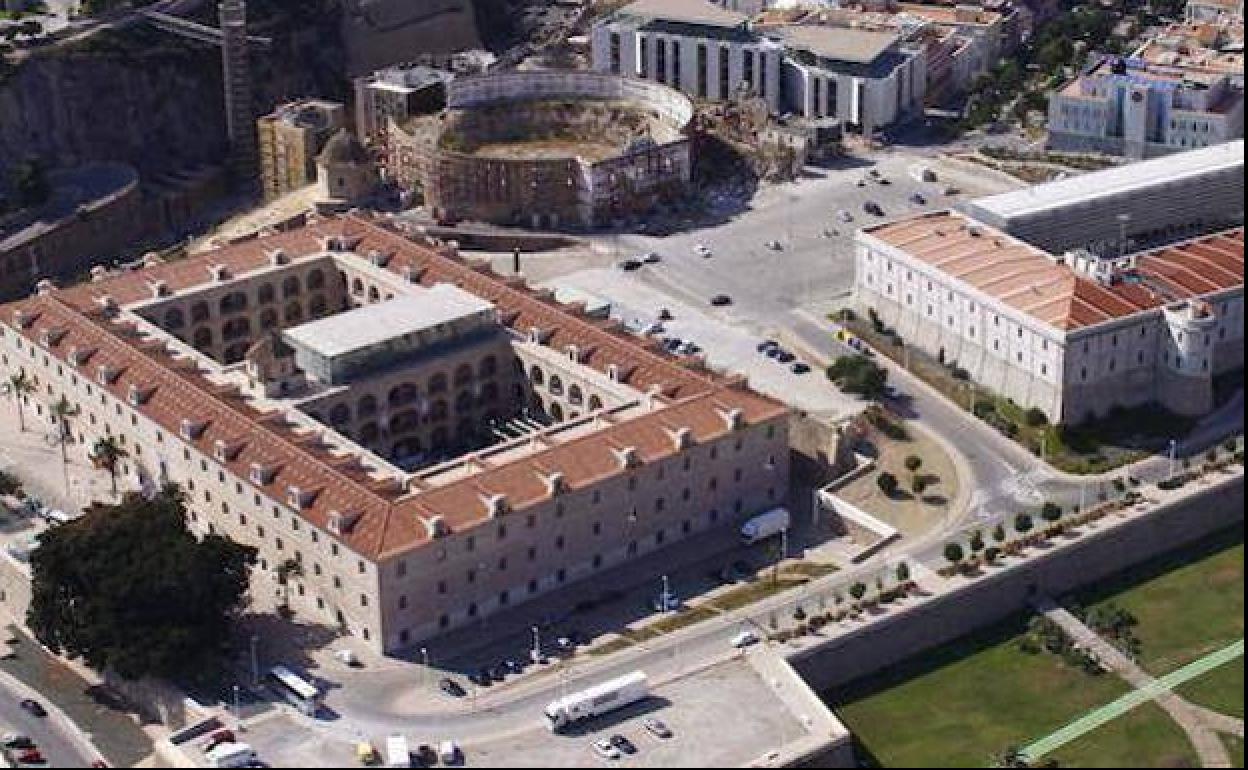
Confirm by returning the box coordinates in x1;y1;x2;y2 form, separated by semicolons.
209;264;230;282
11;310;34;329
213;439;244;463
543;471;566;497
147;280;170;298
34;279;57;295
96;364;120;385
179;418;207;441
39;328;67;347
613;446;642;469
286;485;318;510
327;509;363;535
127;384;154;407
67;346;95;367
424;515;449;539
268;248;290;266
482;493;509;518
367;249;390;267
249;462;277;485
669;426;694;449
720;407;745;431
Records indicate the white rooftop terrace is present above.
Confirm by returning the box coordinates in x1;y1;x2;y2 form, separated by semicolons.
282;284;495;359
965;139;1244;220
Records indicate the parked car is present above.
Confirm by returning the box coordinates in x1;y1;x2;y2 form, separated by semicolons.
856;178;868;187
764;239;782;251
731;629;761;648
642;718;673;740
2;734;33;749
909;192;927;205
677;341;700;355
438;677;466;697
693;243;712;258
17;748;45;765
765;346;783;359
943;185;962;196
610;735;638;755
836;209;853;223
709;294;732;306
19;699;46;718
657;307;673;321
470;669;492;687
591;739;621;760
878;177;892;185
863;201;885;217
413;744;437;767
617;259;643;271
775;351;795;364
757;339;779;353
640;252;661;264
791;362;811;374
204;730;236;753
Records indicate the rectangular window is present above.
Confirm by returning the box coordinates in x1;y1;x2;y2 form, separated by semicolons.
697;44;708;98
718;47;730;100
609;33;621;74
656;39;667;84
639;37;648;78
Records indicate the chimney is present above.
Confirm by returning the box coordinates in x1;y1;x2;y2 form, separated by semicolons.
613;446;641;469
542;471;566;497
268;248;290;266
249;462;276;485
327;509;363;535
669;426;694;449
482;493;509;518
179;418;207;441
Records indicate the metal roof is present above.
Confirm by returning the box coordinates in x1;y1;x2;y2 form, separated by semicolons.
966;140;1245;221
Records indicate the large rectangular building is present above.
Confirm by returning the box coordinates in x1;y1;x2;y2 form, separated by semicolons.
854;211;1243;424
0;215;790;654
1047;55;1244;159
961;139;1244;254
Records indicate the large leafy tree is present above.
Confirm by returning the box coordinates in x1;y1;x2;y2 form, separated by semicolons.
27;484;256;681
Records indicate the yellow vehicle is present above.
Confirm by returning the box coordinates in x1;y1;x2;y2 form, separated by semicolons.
356;741;379;766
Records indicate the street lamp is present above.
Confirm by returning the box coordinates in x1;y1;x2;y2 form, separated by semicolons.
232;684;241;724
249;634;259;687
530;626;542;663
421;646;430;690
1168;439;1178;480
660;574;672;613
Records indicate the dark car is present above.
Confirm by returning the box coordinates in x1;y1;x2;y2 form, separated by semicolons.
765;346;783;359
490;664;508;682
710;294;732;306
414;745;438;767
610;734;638;755
471;669;493;687
910;192;927;205
776;351;795;364
864;201;885;217
19;699;46;718
756;339;779;353
617;259;643;271
438;677;466;697
791;362;811;374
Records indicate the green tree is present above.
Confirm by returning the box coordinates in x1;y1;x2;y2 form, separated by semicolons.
27;484;256;681
895;561;910;584
969;530;985;554
904;455;922;473
943;542;965;567
877;471;899;497
50;394;76;463
849;582;867;601
992;523;1007;543
0;469;21;498
827;355;889;400
6;370;34;432
1041;502;1063;523
91;435;128;496
275;557;303;612
1014;512;1034;534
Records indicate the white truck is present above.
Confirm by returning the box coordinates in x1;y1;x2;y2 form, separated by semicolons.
384;734;410;768
543;670;649;732
739;507;791;545
205;742;258;769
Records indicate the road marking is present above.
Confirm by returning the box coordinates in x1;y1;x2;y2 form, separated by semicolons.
1021;638;1245;762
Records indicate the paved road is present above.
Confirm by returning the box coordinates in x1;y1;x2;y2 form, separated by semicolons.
0;670;97;768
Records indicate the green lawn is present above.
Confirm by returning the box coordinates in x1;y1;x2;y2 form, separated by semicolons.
1069;525;1244;675
1175;656;1244;719
1047;701;1199;768
827;615;1132;768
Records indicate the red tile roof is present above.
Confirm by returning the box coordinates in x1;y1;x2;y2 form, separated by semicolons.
5;215;788;561
863;212;1244;331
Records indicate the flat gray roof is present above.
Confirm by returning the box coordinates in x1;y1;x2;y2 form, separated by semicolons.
282;284;494;358
775;25;898;64
967;139;1245;221
618;0;748;28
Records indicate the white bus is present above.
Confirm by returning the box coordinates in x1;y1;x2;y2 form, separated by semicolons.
543;670;649;731
267;665;322;716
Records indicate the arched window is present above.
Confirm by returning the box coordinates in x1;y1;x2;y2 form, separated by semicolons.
479;356;497;378
164;307;185;329
284;302;303;323
388;383;418;407
568;384;583;405
358;394;378;417
192;327;213;349
222;317;251;341
428;373;448;394
550;402;564;422
549;375;564;396
454;363;473;387
352;277;364;295
530;365;544;386
307;269;326;290
367;286;380;303
282;276;301;298
223;342;249;365
259;309;278;329
258;283;276;304
191;301;211;323
588;394;603;411
329;403;351;425
220;291;247;314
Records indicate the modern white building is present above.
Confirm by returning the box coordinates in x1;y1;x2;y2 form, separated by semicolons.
854;210;1244;424
1047;55;1244;159
775;25;926;133
962;139;1245;254
590;0;926;131
591;0;784;112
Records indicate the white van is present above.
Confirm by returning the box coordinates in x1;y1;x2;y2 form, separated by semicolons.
205;742;257;769
438;740;460;765
384;734;410;768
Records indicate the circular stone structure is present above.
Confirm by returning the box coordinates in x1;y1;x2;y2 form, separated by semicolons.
386;71;694;230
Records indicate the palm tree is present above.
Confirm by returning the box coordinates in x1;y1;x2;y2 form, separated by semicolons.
49;395;77;464
6;371;34;432
91;436;129;496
